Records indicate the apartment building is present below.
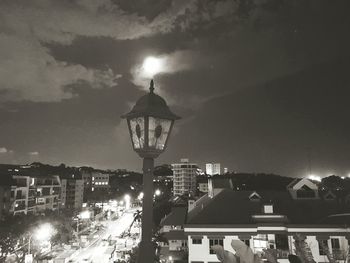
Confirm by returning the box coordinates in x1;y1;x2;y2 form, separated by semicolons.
10;175;61;215
172;159;198;196
61;178;84;210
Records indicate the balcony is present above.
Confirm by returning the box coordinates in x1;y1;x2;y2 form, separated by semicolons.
16;194;26;200
14;203;26;211
332;249;347;260
276;249;290;259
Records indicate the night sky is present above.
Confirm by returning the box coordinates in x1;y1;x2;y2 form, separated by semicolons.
1;0;350;177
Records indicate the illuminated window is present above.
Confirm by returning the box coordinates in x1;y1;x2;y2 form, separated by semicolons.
263;204;273;214
253;235;268;252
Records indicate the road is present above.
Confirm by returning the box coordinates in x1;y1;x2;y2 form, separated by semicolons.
70;209;137;263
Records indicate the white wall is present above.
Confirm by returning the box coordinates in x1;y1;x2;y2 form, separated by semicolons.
187;234;349;263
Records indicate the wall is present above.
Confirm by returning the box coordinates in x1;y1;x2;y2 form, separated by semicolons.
187;234;350;263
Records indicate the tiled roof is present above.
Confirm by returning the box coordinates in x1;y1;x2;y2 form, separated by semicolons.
287;178;302;189
210;178;232;189
164;230;186;240
187;189;350;225
319;214;350;224
160;206;187;226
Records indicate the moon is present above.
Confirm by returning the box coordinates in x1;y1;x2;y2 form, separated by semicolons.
142;56;163;77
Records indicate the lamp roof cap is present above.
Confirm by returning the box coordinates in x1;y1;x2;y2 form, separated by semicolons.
122;80;180;120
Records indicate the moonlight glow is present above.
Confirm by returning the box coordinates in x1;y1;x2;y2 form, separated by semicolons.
142;56;163;77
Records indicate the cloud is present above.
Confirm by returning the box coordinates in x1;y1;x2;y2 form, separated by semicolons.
28;151;39;156
0;0;197;102
0;147;8;154
131;50;202;87
0;147;14;154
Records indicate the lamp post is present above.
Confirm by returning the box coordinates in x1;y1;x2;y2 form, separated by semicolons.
122;80;180;262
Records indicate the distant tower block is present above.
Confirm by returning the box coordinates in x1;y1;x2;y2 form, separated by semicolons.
224;167;228;174
206;163;221;175
172;159;198;196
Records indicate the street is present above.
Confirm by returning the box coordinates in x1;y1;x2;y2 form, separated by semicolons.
68;209;138;263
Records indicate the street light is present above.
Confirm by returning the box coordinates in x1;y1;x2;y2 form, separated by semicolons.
28;223;55;254
138;192;144;200
124;194;131;210
122;79;180;263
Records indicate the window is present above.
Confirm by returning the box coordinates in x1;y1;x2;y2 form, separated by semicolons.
192;238;202;244
318;240;328;255
253;235;268;252
242;239;250;246
275;234;289;250
263;204;273;214
331;238;340;249
209;238;223;254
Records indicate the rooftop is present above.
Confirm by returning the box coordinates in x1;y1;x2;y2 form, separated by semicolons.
160;206;187;226
187;189;350;225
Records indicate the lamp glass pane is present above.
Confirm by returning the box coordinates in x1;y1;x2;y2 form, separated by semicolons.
129;117;145;149
148;117;172;150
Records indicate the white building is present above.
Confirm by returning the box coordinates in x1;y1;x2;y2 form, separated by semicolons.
184;181;350;263
205;163;221;175
172;159;198;196
61;178;84;210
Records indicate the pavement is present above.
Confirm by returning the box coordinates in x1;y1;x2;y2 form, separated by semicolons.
68;208;139;263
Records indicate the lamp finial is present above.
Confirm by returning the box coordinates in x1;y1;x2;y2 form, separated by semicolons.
150;79;154;94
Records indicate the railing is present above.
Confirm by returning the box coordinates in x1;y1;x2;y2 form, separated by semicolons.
276;249;290;259
332;249;347;260
259;249;290;260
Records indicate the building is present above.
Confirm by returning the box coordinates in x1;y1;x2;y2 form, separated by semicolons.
205;163;221;175
61;178;84;210
172;159;198;196
184;181;350;263
80;167;94;190
159;206;188;262
91;172;110;192
10;175;61;215
0;174;12;220
34;175;61;212
197;177;209;193
10;175;36;215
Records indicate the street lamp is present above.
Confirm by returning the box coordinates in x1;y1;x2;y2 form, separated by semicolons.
28;223;55;255
122;79;180;262
124;194;131;210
